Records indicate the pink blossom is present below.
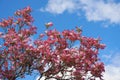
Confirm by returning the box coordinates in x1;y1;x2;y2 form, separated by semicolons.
45;22;53;28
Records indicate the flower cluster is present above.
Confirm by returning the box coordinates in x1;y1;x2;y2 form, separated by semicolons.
0;6;36;80
15;6;33;26
0;17;13;27
62;30;81;41
34;28;105;80
0;7;105;80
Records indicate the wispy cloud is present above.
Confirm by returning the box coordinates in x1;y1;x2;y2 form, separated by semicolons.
40;0;120;24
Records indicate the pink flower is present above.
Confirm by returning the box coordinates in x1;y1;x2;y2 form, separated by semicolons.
15;10;21;16
39;34;44;38
25;6;32;13
45;22;53;28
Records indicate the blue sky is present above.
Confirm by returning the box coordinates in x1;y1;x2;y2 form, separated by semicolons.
0;0;120;80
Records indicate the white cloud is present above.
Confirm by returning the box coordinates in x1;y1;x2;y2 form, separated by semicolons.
103;52;120;80
81;0;120;24
40;0;80;14
41;0;120;24
104;65;120;80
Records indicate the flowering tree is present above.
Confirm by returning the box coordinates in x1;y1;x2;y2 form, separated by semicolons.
0;7;105;80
